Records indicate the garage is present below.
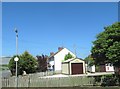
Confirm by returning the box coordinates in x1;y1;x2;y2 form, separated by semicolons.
62;58;85;75
71;63;83;74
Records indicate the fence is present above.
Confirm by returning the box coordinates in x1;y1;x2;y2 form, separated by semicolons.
2;74;95;87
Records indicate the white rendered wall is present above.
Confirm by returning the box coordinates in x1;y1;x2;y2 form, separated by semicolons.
105;64;114;72
91;65;95;72
49;60;54;70
54;48;76;72
87;65;95;73
48;57;54;70
62;63;69;74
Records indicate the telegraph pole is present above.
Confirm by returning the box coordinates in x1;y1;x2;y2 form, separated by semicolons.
73;44;77;58
14;28;19;89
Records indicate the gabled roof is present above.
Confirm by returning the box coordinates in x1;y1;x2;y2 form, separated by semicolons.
49;48;64;59
62;58;75;63
62;58;84;63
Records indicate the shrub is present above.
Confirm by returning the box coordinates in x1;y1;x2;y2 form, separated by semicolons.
101;74;117;86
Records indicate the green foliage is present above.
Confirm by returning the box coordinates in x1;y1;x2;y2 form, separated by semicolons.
101;74;118;86
8;51;37;75
106;42;120;67
64;53;73;61
95;65;100;72
93;75;103;86
8;55;21;75
93;74;119;86
20;51;37;74
91;22;120;66
84;55;94;66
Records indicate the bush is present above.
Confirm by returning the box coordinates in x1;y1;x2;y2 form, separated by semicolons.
101;74;118;86
8;55;21;75
8;51;38;76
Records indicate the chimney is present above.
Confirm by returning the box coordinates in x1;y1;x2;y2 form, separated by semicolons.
50;52;54;56
58;47;63;51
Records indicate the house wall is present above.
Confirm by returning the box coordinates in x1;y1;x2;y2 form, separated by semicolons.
48;57;54;71
54;48;76;73
62;63;69;74
1;57;11;65
105;63;114;72
87;65;95;73
49;60;54;70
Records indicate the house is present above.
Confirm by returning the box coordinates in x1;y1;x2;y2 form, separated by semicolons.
1;56;11;65
47;47;76;73
86;63;114;73
62;58;85;75
86;64;95;73
0;57;12;78
99;63;114;72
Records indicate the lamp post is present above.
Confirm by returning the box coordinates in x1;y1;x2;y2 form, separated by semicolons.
14;28;19;88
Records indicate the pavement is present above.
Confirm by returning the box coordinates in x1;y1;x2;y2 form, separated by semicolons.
40;72;115;78
0;70;114;78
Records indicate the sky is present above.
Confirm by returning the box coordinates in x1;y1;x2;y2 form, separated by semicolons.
2;2;118;59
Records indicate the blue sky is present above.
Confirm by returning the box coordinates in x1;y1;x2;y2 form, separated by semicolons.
2;2;118;58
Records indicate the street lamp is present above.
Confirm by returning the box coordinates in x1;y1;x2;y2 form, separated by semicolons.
14;28;19;88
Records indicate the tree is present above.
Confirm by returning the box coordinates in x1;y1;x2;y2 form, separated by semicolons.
36;55;48;72
20;51;37;74
64;53;73;61
91;22;120;67
8;55;22;75
84;55;94;66
8;51;37;75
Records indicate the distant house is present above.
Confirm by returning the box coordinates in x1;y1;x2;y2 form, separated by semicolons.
86;64;95;73
0;57;11;65
0;57;12;78
98;63;114;72
86;63;114;73
62;58;85;75
47;47;76;73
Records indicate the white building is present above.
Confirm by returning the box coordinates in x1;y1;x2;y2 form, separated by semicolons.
86;63;114;73
98;63;114;72
86;64;95;73
105;63;114;72
48;47;76;73
0;56;11;65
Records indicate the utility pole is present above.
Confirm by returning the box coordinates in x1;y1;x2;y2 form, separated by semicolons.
14;28;19;89
73;44;77;58
15;28;18;55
